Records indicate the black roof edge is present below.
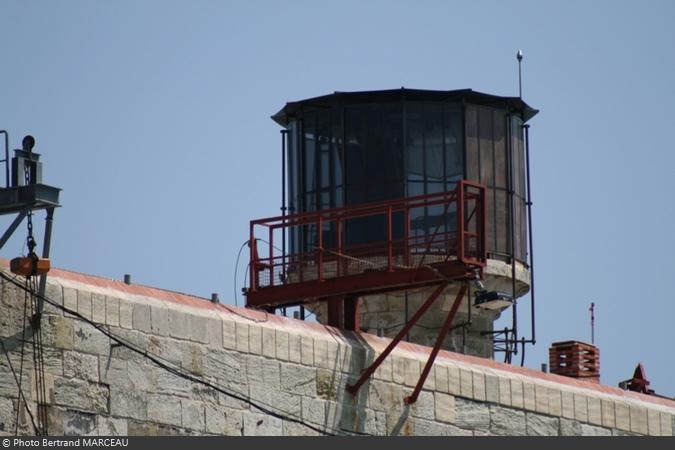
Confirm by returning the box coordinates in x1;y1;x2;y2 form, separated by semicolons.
271;88;538;126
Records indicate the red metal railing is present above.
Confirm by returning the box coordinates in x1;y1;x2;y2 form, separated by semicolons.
247;180;486;304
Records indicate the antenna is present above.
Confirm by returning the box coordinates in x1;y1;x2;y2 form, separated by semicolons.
589;302;595;344
516;50;523;98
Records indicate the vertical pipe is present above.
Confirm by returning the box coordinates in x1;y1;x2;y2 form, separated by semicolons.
524;124;535;345
506;113;518;352
281;129;288;282
0;130;8;188
37;208;55;313
268;227;274;287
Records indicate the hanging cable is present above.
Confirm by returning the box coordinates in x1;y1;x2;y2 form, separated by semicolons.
0;271;368;436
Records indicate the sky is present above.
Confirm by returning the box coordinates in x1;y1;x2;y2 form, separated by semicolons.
1;1;674;396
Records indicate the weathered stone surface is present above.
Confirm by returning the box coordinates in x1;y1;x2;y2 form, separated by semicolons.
510;379;524;409
601;398;615;429
573;394;588;422
203;350;244;386
109;386;147;420
580;423;612;436
205;405;243;435
41;314;74;349
629;404;648;435
189;314;209;344
150;304;169;336
282;420;323;436
412;417;472;436
97;416;128;436
587;396;602;426
472;372;486;401
459;369;473;398
222;320;236;350
560;418;581;436
118;300;133;329
131;303;151;333
490;405;526;435
534;385;548;414
280;363;316;396
659;413;673;436
91;293;107;324
63;409;96;435
454;397;490;430
409;390;434;420
288;333;301;364
242;410;282;436
63;351;99;381
526;413;559;436
235;322;249;353
498;376;511;406
251;386;302;417
77;290;93;320
485;375;499;404
522;382;535;411
275;329;289;361
63;287;78;315
53;378;109;414
615;402;630;431
301;397;326;427
368;380;403;412
548;389;562;416
0;397;15;433
105;296;120;327
248;325;262;355
148;394;182;427
181;399;205;432
168;308;189;340
206;317;223;349
73;321;110;355
245;356;280;388
434;365;449;393
300;336;313;366
561;390;574;419
434;392;455;424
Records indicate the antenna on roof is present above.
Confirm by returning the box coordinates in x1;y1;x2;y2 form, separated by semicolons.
516;50;524;99
589;302;595;344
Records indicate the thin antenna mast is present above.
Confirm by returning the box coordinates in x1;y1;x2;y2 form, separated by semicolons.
517;50;523;98
589;302;595;345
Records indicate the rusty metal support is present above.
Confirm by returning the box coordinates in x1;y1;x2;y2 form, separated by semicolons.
405;283;467;404
346;282;448;396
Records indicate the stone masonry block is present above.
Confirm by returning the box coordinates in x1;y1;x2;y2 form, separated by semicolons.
368;380;403;412
472;372;486;401
206;317;223;349
434;365;449;393
63;351;99;382
548;389;562;417
109;386;147;421
167;308;190;340
629;404;648;435
534;384;548;414
181;399;206;432
91;293;106;324
403;359;421;388
77;290;92;320
526;413;559;436
53;377;109;414
485;375;499;403
63;286;78;314
132;303;151;333
313;338;330;369
300;336;314;366
374;354;393;382
261;326;276;358
560;391;574;419
522;382;535;411
614;402;630;431
73;321;110;355
647;409;661;436
409;390;434;420
580;423;611;436
434;392;455;424
222;319;237;350
288;333;301;364
105;296;120;327
573;394;588;423
243;411;282;436
454;397;490;430
119;300;133;329
510;379;524;409
601;399;615;428
150;304;169;336
246;355;280;388
248;325;262;354
587;396;602;426
148;394;182;427
498;376;511;406
187;313;208;344
97;416;128;436
392;356;405;385
280;363;316;396
301;397;326;427
559;418;581;436
275;329;289;361
44;282;64;315
459;369;473;398
42;314;74;350
659;413;673;436
490;405;526;435
235;322;249;353
447;365;460;396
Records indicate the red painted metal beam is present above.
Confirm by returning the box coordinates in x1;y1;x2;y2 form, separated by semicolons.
345;282;449;396
404;283;468;404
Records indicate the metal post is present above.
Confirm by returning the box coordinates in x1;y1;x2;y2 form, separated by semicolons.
37;208;55;312
346;282;448;396
0;130;8;187
281;129;288;281
524;124;535;345
405;284;467;404
507;114;518;354
0;210;27;251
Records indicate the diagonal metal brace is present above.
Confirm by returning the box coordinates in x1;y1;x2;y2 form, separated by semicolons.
346;282;448;396
405;283;468;404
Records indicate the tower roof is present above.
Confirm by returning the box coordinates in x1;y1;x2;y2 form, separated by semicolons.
272;88;538;126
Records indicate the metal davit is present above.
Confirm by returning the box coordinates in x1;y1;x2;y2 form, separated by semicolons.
245;180;487;402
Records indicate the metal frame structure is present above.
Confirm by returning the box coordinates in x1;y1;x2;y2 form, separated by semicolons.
246;180;486;401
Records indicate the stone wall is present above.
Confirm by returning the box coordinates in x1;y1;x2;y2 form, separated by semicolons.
0;266;673;436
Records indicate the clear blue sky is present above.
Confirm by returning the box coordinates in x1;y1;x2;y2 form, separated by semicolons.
2;1;674;396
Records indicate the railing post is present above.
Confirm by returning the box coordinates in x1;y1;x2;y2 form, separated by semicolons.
387;206;393;272
404;209;410;267
318;215;323;282
269;227;274;287
336;218;342;277
249;223;257;294
457;181;465;263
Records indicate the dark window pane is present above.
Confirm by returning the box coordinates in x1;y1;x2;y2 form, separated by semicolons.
465;106;479;181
